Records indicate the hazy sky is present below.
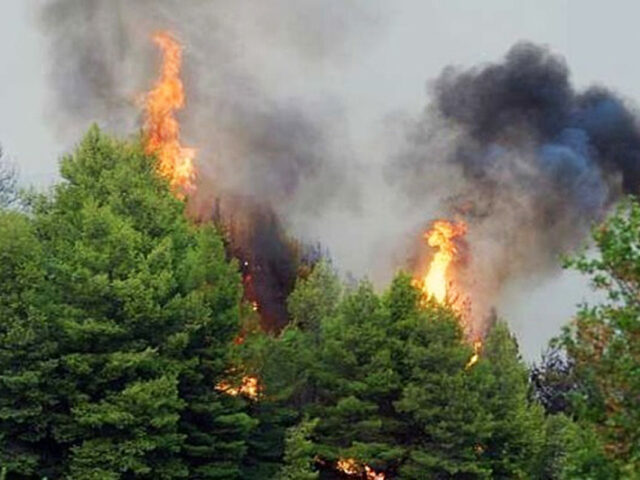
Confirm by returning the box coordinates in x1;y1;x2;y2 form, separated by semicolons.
1;0;636;359
5;1;640;183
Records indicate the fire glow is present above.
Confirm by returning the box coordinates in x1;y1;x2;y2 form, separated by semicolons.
215;375;260;400
336;458;386;480
419;219;467;304
143;31;196;196
415;219;482;368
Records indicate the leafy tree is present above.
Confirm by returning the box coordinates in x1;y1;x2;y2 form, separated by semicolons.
0;126;251;479
538;414;614;480
560;197;640;474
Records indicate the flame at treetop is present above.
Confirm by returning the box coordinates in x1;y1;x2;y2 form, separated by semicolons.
421;219;467;304
415;219;481;367
336;458;386;479
143;31;196;196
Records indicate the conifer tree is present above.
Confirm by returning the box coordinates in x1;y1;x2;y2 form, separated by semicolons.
276;418;319;480
474;323;545;479
0;211;54;476
0;127;252;479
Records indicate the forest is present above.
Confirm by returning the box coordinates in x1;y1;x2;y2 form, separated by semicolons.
0;126;638;479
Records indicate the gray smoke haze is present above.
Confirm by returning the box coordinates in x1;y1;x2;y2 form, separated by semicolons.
39;1;637;353
39;0;397;330
40;0;382;221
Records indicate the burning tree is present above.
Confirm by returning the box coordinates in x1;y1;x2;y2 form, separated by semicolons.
143;31;196;196
242;267;546;479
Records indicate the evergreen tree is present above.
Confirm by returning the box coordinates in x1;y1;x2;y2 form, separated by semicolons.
287;260;341;335
388;275;492;479
0;211;54;476
475;323;545;479
312;279;403;474
0;127;251;479
276;418;319;480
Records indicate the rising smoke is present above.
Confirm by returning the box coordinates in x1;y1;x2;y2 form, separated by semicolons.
39;3;640;344
391;42;640;332
40;0;380;328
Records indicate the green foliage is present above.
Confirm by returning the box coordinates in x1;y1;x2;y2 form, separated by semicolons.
4;124;637;479
0;127;250;479
538;414;614;480
560;197;640;475
275;418;319;480
475;323;545;479
248;269;547;479
287;260;341;334
0;149;18;208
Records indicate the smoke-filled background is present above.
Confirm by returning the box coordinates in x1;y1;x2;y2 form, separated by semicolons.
5;0;640;358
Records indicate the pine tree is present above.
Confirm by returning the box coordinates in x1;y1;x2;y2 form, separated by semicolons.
276;418;319;480
0;211;55;477
312;279;403;474
474;323;545;479
0;127;251;478
388;275;492;479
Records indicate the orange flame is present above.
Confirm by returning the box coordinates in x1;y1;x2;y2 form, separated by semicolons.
215;375;260;400
336;458;360;475
336;458;386;479
466;340;482;369
144;31;195;196
421;220;467;304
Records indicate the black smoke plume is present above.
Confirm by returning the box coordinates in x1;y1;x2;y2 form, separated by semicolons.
392;42;640;331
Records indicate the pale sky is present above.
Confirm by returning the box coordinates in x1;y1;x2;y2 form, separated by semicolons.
1;0;635;359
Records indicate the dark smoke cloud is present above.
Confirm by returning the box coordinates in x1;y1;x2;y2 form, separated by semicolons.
39;0;373;204
391;42;640;331
41;1;633;342
39;0;380;328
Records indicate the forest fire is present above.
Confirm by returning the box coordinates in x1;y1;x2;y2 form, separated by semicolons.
143;31;195;196
417;219;467;305
414;220;482;367
466;340;483;369
215;375;260;400
336;458;386;479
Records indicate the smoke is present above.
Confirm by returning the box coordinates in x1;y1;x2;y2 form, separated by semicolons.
39;2;640;346
390;42;640;333
39;0;383;327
